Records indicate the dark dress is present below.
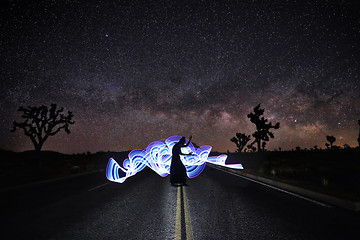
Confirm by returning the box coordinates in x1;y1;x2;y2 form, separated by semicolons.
170;142;187;185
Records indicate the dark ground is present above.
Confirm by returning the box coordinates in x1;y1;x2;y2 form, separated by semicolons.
2;148;359;201
1;165;360;239
224;149;360;201
0;150;128;189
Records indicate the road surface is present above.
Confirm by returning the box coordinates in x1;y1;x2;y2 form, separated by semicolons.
1;166;360;239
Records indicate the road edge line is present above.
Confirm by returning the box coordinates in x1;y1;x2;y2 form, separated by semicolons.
88;182;109;191
207;163;360;211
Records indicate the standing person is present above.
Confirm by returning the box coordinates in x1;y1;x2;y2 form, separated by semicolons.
170;136;193;186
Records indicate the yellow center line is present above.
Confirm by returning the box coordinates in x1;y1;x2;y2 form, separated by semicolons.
183;187;194;240
175;186;194;240
175;186;182;240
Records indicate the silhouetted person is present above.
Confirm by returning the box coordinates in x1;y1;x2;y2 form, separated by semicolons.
170;136;193;186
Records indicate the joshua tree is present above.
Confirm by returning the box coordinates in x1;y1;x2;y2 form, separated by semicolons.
230;133;251;152
247;104;280;152
247;144;257;152
11;104;75;152
326;135;336;150
262;141;266;151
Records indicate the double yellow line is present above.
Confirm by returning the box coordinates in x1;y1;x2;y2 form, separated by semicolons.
175;186;194;240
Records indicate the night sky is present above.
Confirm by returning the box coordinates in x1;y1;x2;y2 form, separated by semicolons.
1;0;359;154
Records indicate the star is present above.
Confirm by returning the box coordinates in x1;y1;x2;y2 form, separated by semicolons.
0;1;359;153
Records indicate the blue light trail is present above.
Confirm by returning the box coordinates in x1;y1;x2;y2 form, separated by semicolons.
106;135;243;183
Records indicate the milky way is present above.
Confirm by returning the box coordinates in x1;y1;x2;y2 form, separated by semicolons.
1;0;359;153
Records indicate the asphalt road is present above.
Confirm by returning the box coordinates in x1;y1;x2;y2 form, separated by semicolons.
1;166;360;239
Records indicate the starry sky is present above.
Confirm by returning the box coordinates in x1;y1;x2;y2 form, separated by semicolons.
1;0;359;154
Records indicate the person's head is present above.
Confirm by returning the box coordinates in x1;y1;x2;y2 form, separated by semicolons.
179;137;186;144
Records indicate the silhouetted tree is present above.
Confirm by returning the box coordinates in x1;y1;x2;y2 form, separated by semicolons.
332;145;340;150
326;135;336;150
325;142;330;149
247;104;280;152
11;104;75;152
313;145;318;150
343;144;351;150
295;146;301;151
247;144;256;152
262;141;266;151
230;133;251;152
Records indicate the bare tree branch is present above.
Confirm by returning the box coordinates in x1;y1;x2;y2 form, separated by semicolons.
11;104;75;151
247;104;280;152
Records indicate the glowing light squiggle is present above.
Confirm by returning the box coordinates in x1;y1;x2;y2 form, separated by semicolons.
106;135;243;183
